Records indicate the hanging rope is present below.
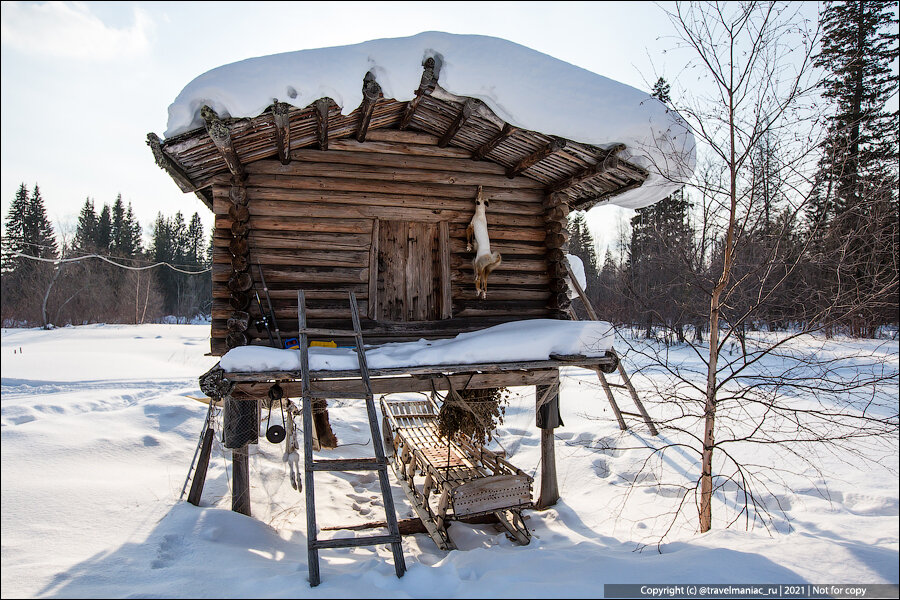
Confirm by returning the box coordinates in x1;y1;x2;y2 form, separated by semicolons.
9;250;212;275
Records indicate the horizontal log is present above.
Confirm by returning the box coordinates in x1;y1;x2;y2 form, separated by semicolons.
451;256;548;273
244;159;544;189
214;215;372;234
326;137;473;159
227;172;545;203
212;247;368;268
213;230;371;251
215;205;543;228
449;224;546;242
363;129;442;145
288;147;506;175
213;185;542;219
213;264;368;284
214;286;367;300
231;367;565;397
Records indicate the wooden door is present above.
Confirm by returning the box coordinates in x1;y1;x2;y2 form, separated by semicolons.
376;220;445;321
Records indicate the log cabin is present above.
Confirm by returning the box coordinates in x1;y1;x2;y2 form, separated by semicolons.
152;33;694;576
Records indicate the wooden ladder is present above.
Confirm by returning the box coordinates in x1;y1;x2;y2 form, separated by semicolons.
564;262;658;436
297;290;406;587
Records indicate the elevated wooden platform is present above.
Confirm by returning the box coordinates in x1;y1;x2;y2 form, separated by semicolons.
216;354;618;399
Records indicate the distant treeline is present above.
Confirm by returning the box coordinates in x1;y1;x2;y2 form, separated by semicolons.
0;185;212;327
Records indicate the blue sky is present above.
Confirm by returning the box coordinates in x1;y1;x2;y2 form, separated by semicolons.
0;1;823;253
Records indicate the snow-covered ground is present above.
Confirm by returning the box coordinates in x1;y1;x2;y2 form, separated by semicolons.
1;324;897;598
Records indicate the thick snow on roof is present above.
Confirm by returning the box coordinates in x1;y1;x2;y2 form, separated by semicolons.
166;32;695;209
219;319;615;373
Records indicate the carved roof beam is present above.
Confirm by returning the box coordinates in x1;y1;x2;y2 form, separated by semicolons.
356;72;382;143
506;136;567;179
472;123;518;161
438;98;478;148
400;57;440;130
146;133;198;193
271;101;292;165
547;144;626;193
201;105;245;179
314;98;331;150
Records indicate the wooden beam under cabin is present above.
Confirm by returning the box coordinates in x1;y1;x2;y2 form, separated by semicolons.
356;72;382;143
438;98;478;148
472;123;518;161
272;101;292;165
315;98;331;150
507;137;567;179
547;144;625;193
201;105;245;179
400;57;439;130
146;133;198;193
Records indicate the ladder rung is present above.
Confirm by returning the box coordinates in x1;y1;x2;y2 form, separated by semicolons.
309;458;384;472
298;327;359;337
619;411;642;417
313;534;401;550
607;383;628;389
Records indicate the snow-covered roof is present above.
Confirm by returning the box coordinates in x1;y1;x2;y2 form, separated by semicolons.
162;32;695;210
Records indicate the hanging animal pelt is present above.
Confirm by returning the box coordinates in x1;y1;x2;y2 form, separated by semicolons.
436;386;510;446
466;186;502;299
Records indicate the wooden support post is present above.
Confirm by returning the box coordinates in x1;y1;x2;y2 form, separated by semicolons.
535;369;561;509
232;444;251;516
507;137;567;179
187;428;214;506
356;72;381;143
201;105;245;179
314;98;330;150
400;57;439;130
537;429;559;509
272;101;292;165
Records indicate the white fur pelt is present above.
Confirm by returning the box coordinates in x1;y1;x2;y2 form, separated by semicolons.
466;186;502;299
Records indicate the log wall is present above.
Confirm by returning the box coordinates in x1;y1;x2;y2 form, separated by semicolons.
210;132;565;355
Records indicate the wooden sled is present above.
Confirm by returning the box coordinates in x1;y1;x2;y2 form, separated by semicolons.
380;395;533;551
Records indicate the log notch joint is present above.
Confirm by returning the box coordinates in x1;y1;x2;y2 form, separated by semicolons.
272;100;292;165
201;105;245;179
356;71;382;143
438;98;478;148
400;56;440;130
544;193;571;318
314;98;331;150
507;136;567;179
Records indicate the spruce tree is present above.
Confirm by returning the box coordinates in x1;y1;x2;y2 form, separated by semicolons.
126;203;143;257
1;183;30;273
74;198;98;252
111;194;126;255
811;0;899;336
96;204;111;252
23;185;57;259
